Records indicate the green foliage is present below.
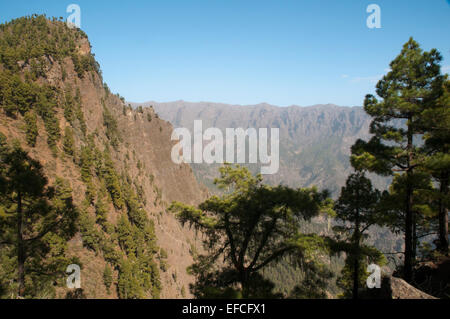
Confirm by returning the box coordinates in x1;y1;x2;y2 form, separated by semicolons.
115;213;160;298
79;145;93;183
333;172;385;298
95;195;108;227
100;150;124;209
351;38;444;174
103;105;121;149
24;110;38;146
63;89;75;125
103;82;111;96
63;86;86;136
0;71;60;154
111;179;161;298
289;261;334;299
420;79;450;253
103;265;113;293
74;89;86;136
74;139;161;299
159;248;168;272
0;15;89;71
350;38;445;281
380;172;437;259
170;164;331;298
117;258;142;299
336;245;385;299
78;210;103;253
334;172;381;227
0;16;164;299
0;72;36;116
71;52;100;78
63;126;75;156
0;14;99;80
0;140;78;297
160;248;168;259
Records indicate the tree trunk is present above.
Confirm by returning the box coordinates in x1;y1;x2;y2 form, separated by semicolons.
438;173;449;253
352;209;360;299
352;235;360;299
240;270;250;298
412;208;417;262
404;178;414;282
17;191;25;297
404;123;414;283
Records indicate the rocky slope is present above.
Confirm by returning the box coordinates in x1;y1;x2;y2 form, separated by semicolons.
0;16;207;298
361;276;437;299
131;99;401;296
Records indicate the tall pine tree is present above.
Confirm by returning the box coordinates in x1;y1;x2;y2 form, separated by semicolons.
351;38;444;282
0;140;78;297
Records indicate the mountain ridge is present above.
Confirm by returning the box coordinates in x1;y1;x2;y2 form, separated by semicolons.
130;100;388;196
130;100;361;110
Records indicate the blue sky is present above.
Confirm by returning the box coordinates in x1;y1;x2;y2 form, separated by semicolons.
1;0;449;106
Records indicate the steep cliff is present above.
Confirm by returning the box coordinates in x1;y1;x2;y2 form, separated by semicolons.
0;16;208;298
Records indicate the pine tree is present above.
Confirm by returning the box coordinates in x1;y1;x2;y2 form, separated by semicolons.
351;38;444;282
103;265;113;294
0;142;78;297
63;126;75;156
101;150;124;209
63;89;75;125
333;172;385;299
24;110;38;147
421;79;450;253
95;196;108;227
170;164;331;298
380;172;437;261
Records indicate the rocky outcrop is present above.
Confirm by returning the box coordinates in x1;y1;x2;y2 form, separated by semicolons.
361;276;437;299
389;277;437;299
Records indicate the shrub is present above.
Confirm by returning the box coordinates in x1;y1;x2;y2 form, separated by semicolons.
24;110;38;146
63;126;75;156
103;265;113;293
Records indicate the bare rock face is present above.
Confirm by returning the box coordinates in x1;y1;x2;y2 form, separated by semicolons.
77;37;91;56
361;276;437;299
389;277;436;299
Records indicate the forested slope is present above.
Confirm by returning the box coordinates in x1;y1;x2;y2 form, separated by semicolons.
0;15;207;299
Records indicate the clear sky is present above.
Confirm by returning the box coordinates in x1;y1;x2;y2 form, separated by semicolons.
1;0;449;106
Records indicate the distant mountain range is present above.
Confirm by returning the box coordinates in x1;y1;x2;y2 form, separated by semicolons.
131;100;389;196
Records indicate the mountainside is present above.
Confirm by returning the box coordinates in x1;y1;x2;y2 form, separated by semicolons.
129;101;403;295
0;16;207;298
135;100;389;196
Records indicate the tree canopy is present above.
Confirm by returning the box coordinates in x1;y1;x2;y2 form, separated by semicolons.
170;164;333;298
350;37;446;282
0;136;78;298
